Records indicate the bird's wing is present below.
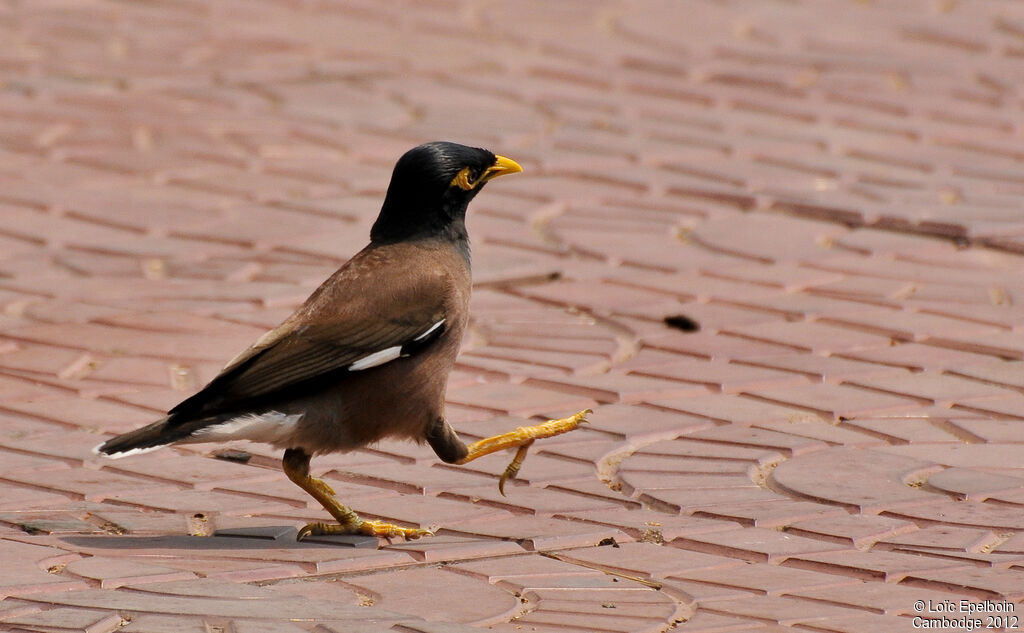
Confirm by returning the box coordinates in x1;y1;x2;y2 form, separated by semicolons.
167;262;450;422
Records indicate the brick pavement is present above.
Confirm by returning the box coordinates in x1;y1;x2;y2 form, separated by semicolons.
1;0;1024;631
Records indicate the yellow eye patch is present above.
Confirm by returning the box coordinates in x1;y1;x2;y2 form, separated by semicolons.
450;167;476;191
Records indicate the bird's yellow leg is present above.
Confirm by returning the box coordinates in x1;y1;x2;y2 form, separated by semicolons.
455;409;591;495
282;448;431;540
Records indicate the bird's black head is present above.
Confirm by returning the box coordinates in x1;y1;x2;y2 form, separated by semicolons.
370;142;522;248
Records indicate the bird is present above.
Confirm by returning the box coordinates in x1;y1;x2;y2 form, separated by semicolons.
94;141;590;540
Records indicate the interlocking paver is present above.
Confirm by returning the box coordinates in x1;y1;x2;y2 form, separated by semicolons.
784;550;975;583
63;556;196;589
3;1;1024;631
672;527;848;563
671;563;859;596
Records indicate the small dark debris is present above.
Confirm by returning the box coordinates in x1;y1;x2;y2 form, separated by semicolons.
664;314;700;332
598;537;619;547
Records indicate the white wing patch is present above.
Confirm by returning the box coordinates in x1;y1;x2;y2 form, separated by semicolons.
348;346;402;371
414;319;445;341
191;411;303;443
348;319;446;371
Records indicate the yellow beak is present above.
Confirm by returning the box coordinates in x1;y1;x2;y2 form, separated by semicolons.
450;155;524;190
482;155;523;182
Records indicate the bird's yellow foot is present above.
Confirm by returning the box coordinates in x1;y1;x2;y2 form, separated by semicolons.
458;409;591;495
298;520;433;541
358;520;434;539
284;449;431;542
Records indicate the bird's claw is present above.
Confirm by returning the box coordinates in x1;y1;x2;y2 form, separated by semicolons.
499;442;533;496
496;409;591;496
297;522;331;540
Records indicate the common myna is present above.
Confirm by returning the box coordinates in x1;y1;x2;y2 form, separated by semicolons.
95;142;589;539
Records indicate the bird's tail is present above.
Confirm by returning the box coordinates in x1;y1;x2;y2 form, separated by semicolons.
93;417;180;459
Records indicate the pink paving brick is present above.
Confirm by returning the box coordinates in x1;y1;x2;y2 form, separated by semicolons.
749;419;883;447
643;330;801;362
690;499;850;528
1;400;155;438
0;449;70;477
925;467;1024;501
784;549;976;583
881;499;1024;532
948;418;1024;443
3;1;1024;630
954;395;1024;420
64;556;196;589
553;509;741;543
0;482;75;512
795;613;931;633
616;472;759;495
700;594;867;626
722;321;894;355
4;322;259;363
734;353;907;384
902;567;1024;601
877;525;1000;553
101;455;280;489
346;567;519;626
100;489;294;517
843;372;1015;406
717;292;893;322
351;494;516;531
445;381;599;416
671;527;848;563
440;481;623;517
327;463;494;496
3;468;178;502
1;608;123;633
770;447;943;513
742;383;925;419
838;342;1005;372
638;488;791;516
648;393;824;425
684;426;829;457
630;359;812;394
444;516;627;551
524;372;711;404
672;563;859;596
556;542;746;580
663;610;767;633
839;418;964;444
639;437;786;461
574;403;713;439
947;360;1024;390
784;514;918;549
818;310;1004;342
785;581;967;616
542;479;644;510
873;444;1024;480
450;552;605;583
